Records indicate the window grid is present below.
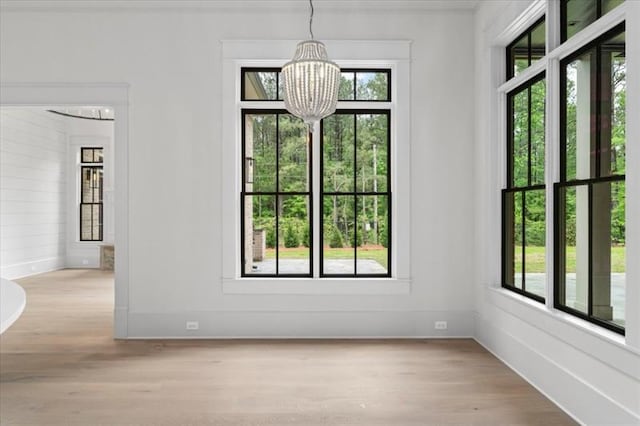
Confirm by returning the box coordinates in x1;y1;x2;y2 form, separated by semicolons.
320;110;391;278
79;148;104;242
502;72;546;302
239;67;392;279
555;22;626;335
240;110;313;277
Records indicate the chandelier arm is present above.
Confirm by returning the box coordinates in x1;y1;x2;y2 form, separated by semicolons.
309;0;314;40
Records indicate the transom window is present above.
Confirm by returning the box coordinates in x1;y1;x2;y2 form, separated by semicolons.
241;68;390;102
240;67;391;278
506;17;545;79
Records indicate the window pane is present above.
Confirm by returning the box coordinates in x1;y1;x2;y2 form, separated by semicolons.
243;71;279;100
81;167;102;203
503;192;517;287
591;181;625;326
564;50;595;181
245;114;277;192
278;195;311;275
564;0;597;40
514;191;524;289
530;20;546;65
600;31;625;177
244;195;276;275
531;79;546;185
560;185;588;313
509;33;529;78
602;0;624;13
524;190;545;298
356;72;389;101
278;114;309;192
356;114;388;192
512;89;528;187
323;195;355;275
339;72;355;100
323;114;355;193
356;196;388;275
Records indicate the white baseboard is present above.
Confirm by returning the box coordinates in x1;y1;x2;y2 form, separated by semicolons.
0;257;65;280
125;310;475;339
474;311;640;425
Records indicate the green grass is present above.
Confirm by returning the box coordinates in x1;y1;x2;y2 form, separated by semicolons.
265;245;625;274
265;245;388;269
514;246;626;273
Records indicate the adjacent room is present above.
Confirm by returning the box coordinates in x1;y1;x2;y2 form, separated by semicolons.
0;0;638;425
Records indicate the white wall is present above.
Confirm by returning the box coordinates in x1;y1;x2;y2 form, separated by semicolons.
0;108;115;277
0;109;68;279
0;2;476;337
473;1;640;424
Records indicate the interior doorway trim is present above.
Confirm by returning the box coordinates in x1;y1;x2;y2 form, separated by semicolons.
0;82;130;338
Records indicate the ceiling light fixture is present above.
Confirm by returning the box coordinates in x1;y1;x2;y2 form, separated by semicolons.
281;0;340;130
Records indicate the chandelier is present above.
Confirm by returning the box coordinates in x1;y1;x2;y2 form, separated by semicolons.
281;0;341;129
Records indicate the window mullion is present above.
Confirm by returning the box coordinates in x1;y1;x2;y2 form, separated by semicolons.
313;121;321;277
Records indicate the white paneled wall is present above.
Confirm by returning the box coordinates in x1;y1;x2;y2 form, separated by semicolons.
0;109;67;279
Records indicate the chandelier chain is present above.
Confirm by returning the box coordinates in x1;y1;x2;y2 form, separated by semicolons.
309;0;314;40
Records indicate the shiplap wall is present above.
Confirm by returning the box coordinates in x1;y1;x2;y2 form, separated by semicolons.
0;109;67;279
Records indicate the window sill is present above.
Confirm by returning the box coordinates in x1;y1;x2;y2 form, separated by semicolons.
223;278;411;295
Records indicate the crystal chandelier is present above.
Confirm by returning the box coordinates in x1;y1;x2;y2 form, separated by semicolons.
282;0;340;129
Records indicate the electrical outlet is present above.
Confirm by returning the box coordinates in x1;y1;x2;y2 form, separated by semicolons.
186;321;199;330
82;259;89;265
434;321;447;330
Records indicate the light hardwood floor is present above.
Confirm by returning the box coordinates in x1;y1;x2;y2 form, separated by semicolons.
0;269;576;425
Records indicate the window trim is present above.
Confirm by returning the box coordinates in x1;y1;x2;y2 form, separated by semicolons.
221;39;412;293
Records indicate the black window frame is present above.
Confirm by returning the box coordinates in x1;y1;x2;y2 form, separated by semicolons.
506;15;546;80
241;68;391;102
79;147;104;242
502;72;547;303
319;109;392;278
555;22;626;335
240;109;314;278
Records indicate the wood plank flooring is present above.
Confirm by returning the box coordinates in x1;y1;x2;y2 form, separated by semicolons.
0;269;576;425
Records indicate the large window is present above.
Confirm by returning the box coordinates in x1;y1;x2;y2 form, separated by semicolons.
502;17;547;302
556;24;626;333
500;1;627;335
503;74;546;301
79;147;103;241
241;68;391;278
321;111;390;277
241;111;311;277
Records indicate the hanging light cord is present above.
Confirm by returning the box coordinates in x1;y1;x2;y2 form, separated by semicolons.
309;0;314;39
